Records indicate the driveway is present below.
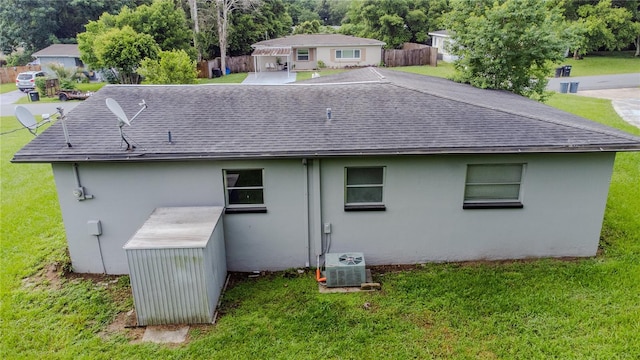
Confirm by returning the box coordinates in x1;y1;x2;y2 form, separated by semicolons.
1;90;81;117
242;71;297;85
575;88;640;129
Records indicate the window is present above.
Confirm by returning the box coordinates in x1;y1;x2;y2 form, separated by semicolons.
297;48;309;61
224;169;266;213
345;167;385;211
463;164;525;209
335;49;361;59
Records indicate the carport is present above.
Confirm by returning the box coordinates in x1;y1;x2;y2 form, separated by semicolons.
251;46;292;77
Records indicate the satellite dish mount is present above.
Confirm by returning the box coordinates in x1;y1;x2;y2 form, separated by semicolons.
14;105;71;147
105;98;147;151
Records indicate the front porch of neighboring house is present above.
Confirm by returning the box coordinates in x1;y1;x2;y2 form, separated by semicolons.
251;46;292;75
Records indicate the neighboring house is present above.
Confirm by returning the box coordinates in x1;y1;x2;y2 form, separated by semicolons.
428;30;457;62
251;34;385;72
32;44;84;73
12;68;640;275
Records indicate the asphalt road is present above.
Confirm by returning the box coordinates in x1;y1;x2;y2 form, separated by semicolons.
546;73;640;91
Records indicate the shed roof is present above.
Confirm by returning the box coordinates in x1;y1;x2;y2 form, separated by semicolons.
32;44;80;58
253;34;385;48
428;30;451;37
12;68;640;163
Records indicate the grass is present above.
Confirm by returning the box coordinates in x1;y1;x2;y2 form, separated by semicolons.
560;51;640;77
197;73;248;84
392;62;456;79
1;82;18;94
1;84;639;359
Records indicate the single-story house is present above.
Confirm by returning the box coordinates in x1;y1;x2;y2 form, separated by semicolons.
13;68;640;275
428;30;457;62
251;34;385;73
31;44;84;72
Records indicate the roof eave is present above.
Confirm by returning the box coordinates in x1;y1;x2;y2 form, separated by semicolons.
12;145;639;164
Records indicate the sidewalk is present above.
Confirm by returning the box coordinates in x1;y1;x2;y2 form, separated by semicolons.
574;88;640;129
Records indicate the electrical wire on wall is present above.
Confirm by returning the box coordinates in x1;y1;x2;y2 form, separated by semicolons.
95;234;107;274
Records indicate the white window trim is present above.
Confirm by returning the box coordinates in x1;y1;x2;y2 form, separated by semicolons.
335;49;361;60
463;163;526;209
296;48;309;61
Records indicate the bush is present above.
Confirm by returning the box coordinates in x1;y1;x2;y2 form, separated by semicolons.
317;60;326;69
137;49;197;84
5;52;33;66
35;77;47;96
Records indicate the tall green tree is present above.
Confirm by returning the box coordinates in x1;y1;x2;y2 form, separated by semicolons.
227;0;292;56
0;0;149;53
93;26;159;84
573;0;637;56
341;0;447;48
446;0;571;100
78;0;194;73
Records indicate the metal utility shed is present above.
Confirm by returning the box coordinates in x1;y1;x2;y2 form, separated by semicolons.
124;207;226;326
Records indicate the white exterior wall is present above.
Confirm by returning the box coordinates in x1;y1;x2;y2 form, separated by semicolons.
52;152;615;274
318;153;615;265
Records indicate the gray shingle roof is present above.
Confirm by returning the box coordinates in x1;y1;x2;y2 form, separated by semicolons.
32;44;80;58
12;68;640;163
252;34;385;48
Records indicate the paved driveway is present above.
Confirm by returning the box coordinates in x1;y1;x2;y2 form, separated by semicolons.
242;71;297;85
547;73;640;91
1;90;81;117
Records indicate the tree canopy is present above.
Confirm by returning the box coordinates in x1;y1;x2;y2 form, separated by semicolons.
446;0;571;100
0;0;149;53
77;0;193;83
341;0;448;49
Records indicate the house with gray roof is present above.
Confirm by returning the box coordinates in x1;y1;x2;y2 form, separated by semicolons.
251;34;385;72
13;68;640;275
32;44;84;73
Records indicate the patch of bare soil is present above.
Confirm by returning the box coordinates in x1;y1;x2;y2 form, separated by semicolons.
99;309;145;342
21;262;65;290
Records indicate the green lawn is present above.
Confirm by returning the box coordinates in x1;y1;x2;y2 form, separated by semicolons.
1;83;639;358
1;82;18;94
197;73;248;84
560;51;640;77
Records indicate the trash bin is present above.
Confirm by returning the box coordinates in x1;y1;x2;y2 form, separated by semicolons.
555;67;563;78
28;91;40;102
569;82;579;93
212;68;222;78
559;82;569;93
563;65;572;77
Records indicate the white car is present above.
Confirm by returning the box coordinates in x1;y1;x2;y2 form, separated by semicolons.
16;71;46;92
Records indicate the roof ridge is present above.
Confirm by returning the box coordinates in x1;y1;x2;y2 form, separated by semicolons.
386;81;640;142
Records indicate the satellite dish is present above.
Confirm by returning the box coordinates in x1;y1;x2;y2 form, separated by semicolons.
15;106;38;134
105;97;148;151
106;98;130;126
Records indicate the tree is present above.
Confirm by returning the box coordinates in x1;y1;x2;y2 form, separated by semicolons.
138;49;197;84
94;26;159;84
78;0;195;82
573;0;637;56
341;0;447;49
446;0;571;100
208;0;261;75
294;20;322;34
228;0;292;56
0;0;149;53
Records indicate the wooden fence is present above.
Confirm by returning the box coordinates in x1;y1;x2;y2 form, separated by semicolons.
200;55;255;77
0;64;42;84
383;46;438;67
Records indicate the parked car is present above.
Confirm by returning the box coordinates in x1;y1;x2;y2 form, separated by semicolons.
15;71;46;92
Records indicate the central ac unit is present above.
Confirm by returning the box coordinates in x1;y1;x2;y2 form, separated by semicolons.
324;252;366;287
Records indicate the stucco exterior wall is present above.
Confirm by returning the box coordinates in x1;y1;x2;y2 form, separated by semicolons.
52;152;615;274
318;153;615;265
52;160;308;274
291;46;383;70
39;57;82;73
